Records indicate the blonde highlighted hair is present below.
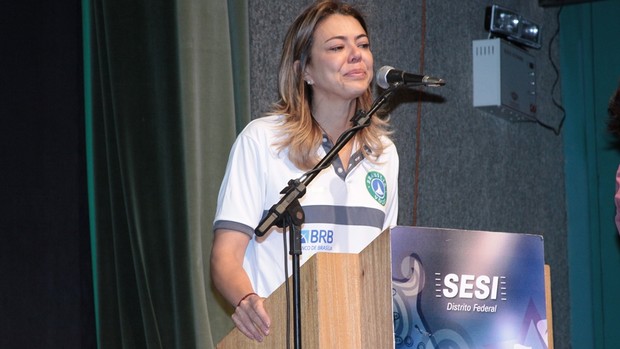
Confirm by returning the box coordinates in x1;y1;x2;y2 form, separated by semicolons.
268;0;391;170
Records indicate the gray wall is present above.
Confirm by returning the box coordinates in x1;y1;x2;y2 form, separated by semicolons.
249;0;568;347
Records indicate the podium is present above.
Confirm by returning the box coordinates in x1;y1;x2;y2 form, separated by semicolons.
217;228;394;348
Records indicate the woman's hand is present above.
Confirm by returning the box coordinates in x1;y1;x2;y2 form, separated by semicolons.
231;293;271;342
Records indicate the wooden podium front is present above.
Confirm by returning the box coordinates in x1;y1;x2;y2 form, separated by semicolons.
217;229;393;348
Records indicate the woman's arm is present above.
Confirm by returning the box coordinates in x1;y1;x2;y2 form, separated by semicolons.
210;229;271;342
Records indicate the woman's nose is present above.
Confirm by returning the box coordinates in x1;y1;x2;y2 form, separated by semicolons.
349;46;362;63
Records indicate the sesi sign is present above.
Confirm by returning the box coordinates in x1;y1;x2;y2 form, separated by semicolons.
437;273;507;301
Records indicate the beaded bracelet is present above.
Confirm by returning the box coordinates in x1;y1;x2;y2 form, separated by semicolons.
236;292;258;308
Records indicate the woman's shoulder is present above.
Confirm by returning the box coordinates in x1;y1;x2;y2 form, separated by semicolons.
379;135;397;154
242;114;284;132
238;114;285;139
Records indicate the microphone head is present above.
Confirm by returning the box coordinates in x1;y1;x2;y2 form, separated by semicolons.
376;65;394;89
424;77;446;87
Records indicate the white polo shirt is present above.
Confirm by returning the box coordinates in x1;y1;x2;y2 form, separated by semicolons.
213;115;399;297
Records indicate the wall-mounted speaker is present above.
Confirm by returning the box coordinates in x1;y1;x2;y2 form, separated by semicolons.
472;38;537;122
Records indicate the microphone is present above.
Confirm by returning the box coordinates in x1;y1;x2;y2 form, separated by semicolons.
376;65;445;88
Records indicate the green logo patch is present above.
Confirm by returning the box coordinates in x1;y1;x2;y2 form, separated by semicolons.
365;171;387;206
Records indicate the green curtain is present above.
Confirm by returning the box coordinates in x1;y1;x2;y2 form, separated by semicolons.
560;2;620;347
84;0;249;347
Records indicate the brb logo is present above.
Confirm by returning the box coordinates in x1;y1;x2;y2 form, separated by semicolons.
301;229;334;251
435;273;507;301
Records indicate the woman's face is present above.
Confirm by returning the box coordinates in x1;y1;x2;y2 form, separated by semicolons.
304;14;373;105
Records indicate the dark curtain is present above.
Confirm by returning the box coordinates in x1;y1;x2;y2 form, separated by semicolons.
88;0;200;347
86;0;248;347
0;0;96;348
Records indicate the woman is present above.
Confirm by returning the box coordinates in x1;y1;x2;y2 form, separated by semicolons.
211;1;399;342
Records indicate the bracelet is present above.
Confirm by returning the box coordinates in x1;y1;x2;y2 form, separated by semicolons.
236;292;258;308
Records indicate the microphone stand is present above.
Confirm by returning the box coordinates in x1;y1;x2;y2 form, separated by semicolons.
254;85;399;349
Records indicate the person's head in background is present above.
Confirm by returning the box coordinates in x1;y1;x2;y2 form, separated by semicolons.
608;83;620;138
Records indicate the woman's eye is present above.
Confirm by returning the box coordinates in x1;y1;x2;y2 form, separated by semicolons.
329;46;344;51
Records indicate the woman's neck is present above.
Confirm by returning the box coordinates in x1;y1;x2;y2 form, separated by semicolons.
312;100;357;141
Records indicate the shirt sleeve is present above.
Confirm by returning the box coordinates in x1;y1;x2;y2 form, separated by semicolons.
383;140;399;230
213;124;268;237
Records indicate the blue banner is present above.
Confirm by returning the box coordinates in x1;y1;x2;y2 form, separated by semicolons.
391;226;548;349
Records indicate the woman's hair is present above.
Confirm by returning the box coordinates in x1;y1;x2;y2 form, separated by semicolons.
609;84;620;137
268;0;391;170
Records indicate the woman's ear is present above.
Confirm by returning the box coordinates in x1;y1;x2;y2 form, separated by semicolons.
295;60;313;85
